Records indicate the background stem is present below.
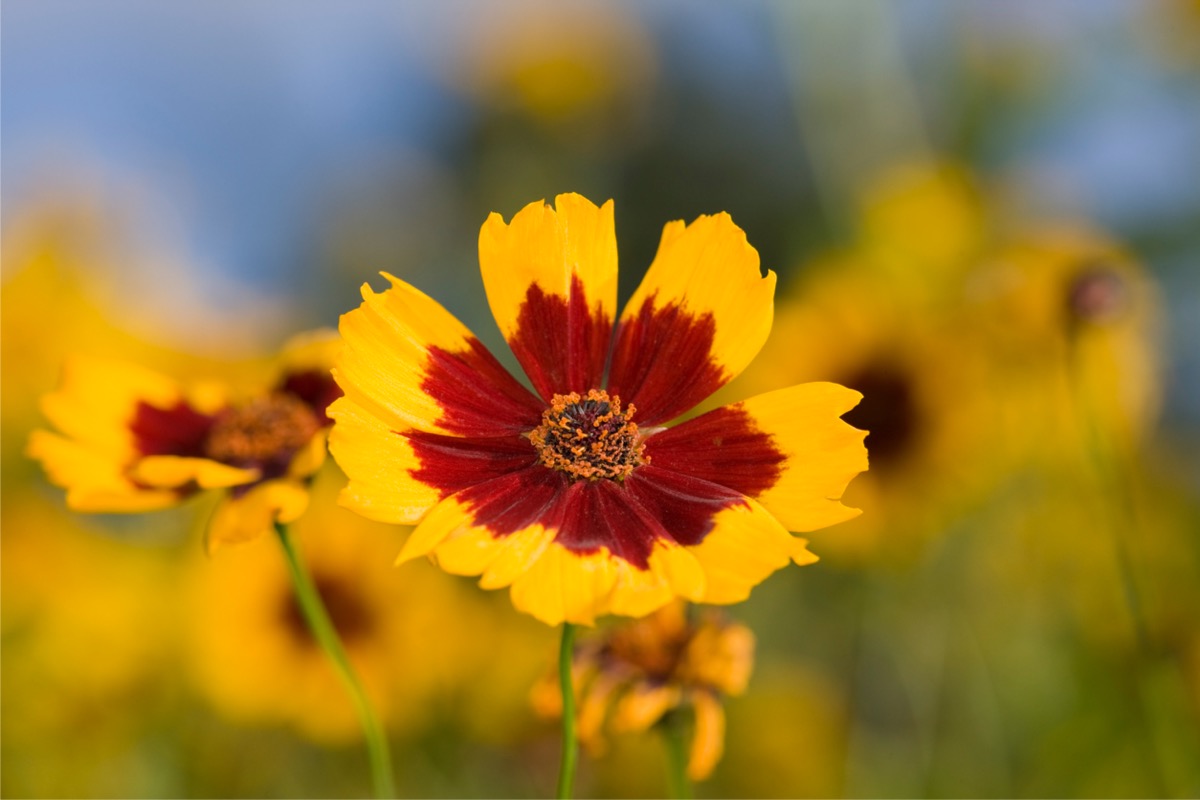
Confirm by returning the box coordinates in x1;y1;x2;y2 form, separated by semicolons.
275;523;396;799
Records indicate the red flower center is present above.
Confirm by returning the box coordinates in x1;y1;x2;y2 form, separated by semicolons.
1067;264;1128;326
529;389;648;482
205;392;320;469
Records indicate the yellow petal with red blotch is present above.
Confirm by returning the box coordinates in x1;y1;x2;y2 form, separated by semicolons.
335;273;541;439
206;480;310;554
26;430;183;512
40;356;184;457
740;383;868;532
611;683;684;733
478;193;617;398
396;485;707;626
608;213;776;424
685;497;817;605
130;456;259;489
645;382;867;534
331;396;442;525
688;690;726;781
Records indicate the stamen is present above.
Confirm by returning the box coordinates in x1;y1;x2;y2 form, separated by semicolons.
529;389;647;482
205;392;320;468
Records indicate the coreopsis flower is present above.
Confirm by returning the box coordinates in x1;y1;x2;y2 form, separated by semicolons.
730;262;1000;562
967;227;1162;456
330;193;868;625
27;331;341;552
532;602;754;781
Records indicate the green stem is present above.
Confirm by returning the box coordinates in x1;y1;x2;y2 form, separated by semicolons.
662;713;693;800
274;523;395;799
557;622;578;800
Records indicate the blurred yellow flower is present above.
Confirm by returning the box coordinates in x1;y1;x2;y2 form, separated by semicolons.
967;226;1163;463
27;331;342;552
452;1;656;134
532;602;754;782
184;468;481;743
1;494;179;796
732;260;999;561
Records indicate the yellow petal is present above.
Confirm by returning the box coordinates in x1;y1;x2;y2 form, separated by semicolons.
478;193;617;398
40;356;184;458
26;429;183;512
739;382;868;532
206;480;310;554
508;543;618;626
609;213;776;424
687;691;726;781
130;456;259;489
611;683;683;733
286;429;328;479
330;396;443;525
335;273;539;438
685;497;813;605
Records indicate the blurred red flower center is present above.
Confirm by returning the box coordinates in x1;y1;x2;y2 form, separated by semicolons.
206;393;320;467
1067;264;1128;326
528;389;647;482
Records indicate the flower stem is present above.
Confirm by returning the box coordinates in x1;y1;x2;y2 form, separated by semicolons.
662;712;694;800
274;523;395;799
557;622;578;799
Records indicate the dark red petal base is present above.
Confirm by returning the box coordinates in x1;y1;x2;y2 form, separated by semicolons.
422;338;544;437
643;404;785;498
407;411;782;569
279;369;343;424
509;275;612;401
130;400;216;458
606;293;727;425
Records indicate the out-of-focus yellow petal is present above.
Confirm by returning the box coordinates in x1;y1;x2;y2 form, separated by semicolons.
681;619;755;696
611;683;683;733
40;356;183;458
206;480;309;554
278;328;341;373
129;456;258;489
687;690;726;781
26;430;183;512
286;429;328;480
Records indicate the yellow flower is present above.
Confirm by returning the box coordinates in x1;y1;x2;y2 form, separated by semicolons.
452;1;656;134
330;193;868;625
731;260;1000;562
966;226;1163;461
1;493;178;796
532;602;753;782
27;331;342;552
184;468;481;742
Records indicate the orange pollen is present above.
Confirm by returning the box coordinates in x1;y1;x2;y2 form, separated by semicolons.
205;392;319;467
528;389;647;482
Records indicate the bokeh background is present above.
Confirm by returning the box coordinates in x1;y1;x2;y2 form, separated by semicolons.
4;1;1200;797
